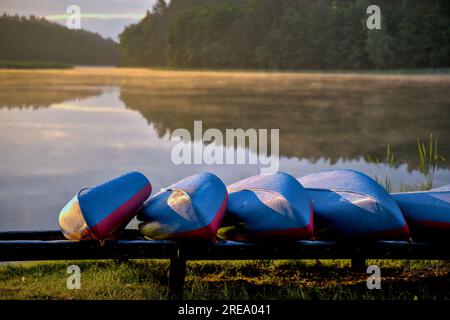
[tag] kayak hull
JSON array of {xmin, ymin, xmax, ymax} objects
[
  {"xmin": 138, "ymin": 172, "xmax": 227, "ymax": 240},
  {"xmin": 299, "ymin": 169, "xmax": 409, "ymax": 240},
  {"xmin": 59, "ymin": 172, "xmax": 152, "ymax": 240},
  {"xmin": 218, "ymin": 172, "xmax": 313, "ymax": 241},
  {"xmin": 392, "ymin": 185, "xmax": 450, "ymax": 240}
]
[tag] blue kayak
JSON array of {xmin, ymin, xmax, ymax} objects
[
  {"xmin": 59, "ymin": 172, "xmax": 152, "ymax": 240},
  {"xmin": 299, "ymin": 169, "xmax": 409, "ymax": 240},
  {"xmin": 137, "ymin": 172, "xmax": 228, "ymax": 240},
  {"xmin": 218, "ymin": 172, "xmax": 313, "ymax": 241},
  {"xmin": 392, "ymin": 185, "xmax": 450, "ymax": 239}
]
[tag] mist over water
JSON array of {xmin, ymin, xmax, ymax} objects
[{"xmin": 0, "ymin": 69, "xmax": 449, "ymax": 231}]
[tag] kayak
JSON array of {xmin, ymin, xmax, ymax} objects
[
  {"xmin": 299, "ymin": 169, "xmax": 409, "ymax": 240},
  {"xmin": 218, "ymin": 172, "xmax": 313, "ymax": 241},
  {"xmin": 138, "ymin": 172, "xmax": 227, "ymax": 240},
  {"xmin": 59, "ymin": 172, "xmax": 152, "ymax": 240},
  {"xmin": 392, "ymin": 185, "xmax": 450, "ymax": 239}
]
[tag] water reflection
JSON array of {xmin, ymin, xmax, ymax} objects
[
  {"xmin": 0, "ymin": 86, "xmax": 102, "ymax": 109},
  {"xmin": 0, "ymin": 70, "xmax": 449, "ymax": 231},
  {"xmin": 121, "ymin": 77, "xmax": 450, "ymax": 168}
]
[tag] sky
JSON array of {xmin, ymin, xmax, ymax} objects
[{"xmin": 0, "ymin": 0, "xmax": 157, "ymax": 40}]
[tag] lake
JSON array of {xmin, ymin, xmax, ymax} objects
[{"xmin": 0, "ymin": 68, "xmax": 449, "ymax": 231}]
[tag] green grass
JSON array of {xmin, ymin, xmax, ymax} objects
[
  {"xmin": 0, "ymin": 60, "xmax": 73, "ymax": 69},
  {"xmin": 417, "ymin": 134, "xmax": 446, "ymax": 190},
  {"xmin": 367, "ymin": 135, "xmax": 446, "ymax": 192},
  {"xmin": 367, "ymin": 144, "xmax": 396, "ymax": 192},
  {"xmin": 1, "ymin": 259, "xmax": 450, "ymax": 300}
]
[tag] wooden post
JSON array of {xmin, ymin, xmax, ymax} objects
[
  {"xmin": 168, "ymin": 249, "xmax": 186, "ymax": 300},
  {"xmin": 351, "ymin": 257, "xmax": 366, "ymax": 272}
]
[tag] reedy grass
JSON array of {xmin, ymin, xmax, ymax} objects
[
  {"xmin": 367, "ymin": 135, "xmax": 446, "ymax": 192},
  {"xmin": 366, "ymin": 144, "xmax": 396, "ymax": 192},
  {"xmin": 417, "ymin": 134, "xmax": 445, "ymax": 190}
]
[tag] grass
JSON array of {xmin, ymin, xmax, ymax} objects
[
  {"xmin": 0, "ymin": 60, "xmax": 72, "ymax": 69},
  {"xmin": 1, "ymin": 259, "xmax": 450, "ymax": 300},
  {"xmin": 367, "ymin": 135, "xmax": 446, "ymax": 191},
  {"xmin": 417, "ymin": 134, "xmax": 446, "ymax": 190},
  {"xmin": 367, "ymin": 144, "xmax": 396, "ymax": 192}
]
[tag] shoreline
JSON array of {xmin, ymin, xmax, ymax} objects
[{"xmin": 1, "ymin": 65, "xmax": 450, "ymax": 78}]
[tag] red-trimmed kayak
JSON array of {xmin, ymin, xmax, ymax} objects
[
  {"xmin": 392, "ymin": 185, "xmax": 450, "ymax": 239},
  {"xmin": 137, "ymin": 172, "xmax": 228, "ymax": 240},
  {"xmin": 218, "ymin": 172, "xmax": 313, "ymax": 241},
  {"xmin": 59, "ymin": 172, "xmax": 152, "ymax": 240},
  {"xmin": 299, "ymin": 169, "xmax": 409, "ymax": 240}
]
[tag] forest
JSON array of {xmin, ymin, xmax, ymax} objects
[
  {"xmin": 0, "ymin": 14, "xmax": 119, "ymax": 65},
  {"xmin": 119, "ymin": 0, "xmax": 450, "ymax": 70}
]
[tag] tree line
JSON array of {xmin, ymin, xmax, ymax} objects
[
  {"xmin": 0, "ymin": 14, "xmax": 119, "ymax": 65},
  {"xmin": 120, "ymin": 0, "xmax": 449, "ymax": 70}
]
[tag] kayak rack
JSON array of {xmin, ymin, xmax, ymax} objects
[{"xmin": 1, "ymin": 230, "xmax": 450, "ymax": 299}]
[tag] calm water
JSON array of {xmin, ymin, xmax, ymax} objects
[{"xmin": 0, "ymin": 68, "xmax": 449, "ymax": 231}]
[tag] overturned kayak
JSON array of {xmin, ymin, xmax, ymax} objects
[
  {"xmin": 138, "ymin": 172, "xmax": 227, "ymax": 240},
  {"xmin": 299, "ymin": 169, "xmax": 409, "ymax": 240},
  {"xmin": 392, "ymin": 185, "xmax": 450, "ymax": 239},
  {"xmin": 59, "ymin": 172, "xmax": 152, "ymax": 240},
  {"xmin": 218, "ymin": 172, "xmax": 313, "ymax": 241}
]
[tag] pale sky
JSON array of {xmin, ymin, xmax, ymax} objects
[{"xmin": 0, "ymin": 0, "xmax": 157, "ymax": 41}]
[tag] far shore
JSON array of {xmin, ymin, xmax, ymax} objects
[
  {"xmin": 0, "ymin": 60, "xmax": 73, "ymax": 69},
  {"xmin": 1, "ymin": 62, "xmax": 450, "ymax": 77}
]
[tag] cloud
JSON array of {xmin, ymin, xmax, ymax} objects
[
  {"xmin": 0, "ymin": 0, "xmax": 156, "ymax": 39},
  {"xmin": 1, "ymin": 0, "xmax": 155, "ymax": 15}
]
